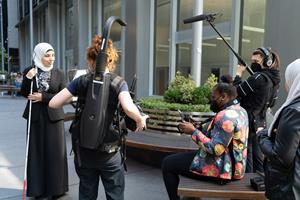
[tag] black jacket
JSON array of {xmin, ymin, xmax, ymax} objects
[
  {"xmin": 21, "ymin": 67, "xmax": 66, "ymax": 121},
  {"xmin": 258, "ymin": 98, "xmax": 300, "ymax": 200},
  {"xmin": 233, "ymin": 69, "xmax": 280, "ymax": 128}
]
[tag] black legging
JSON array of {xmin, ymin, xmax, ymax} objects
[{"xmin": 162, "ymin": 151, "xmax": 203, "ymax": 200}]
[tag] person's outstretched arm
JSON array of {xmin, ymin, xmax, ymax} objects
[
  {"xmin": 118, "ymin": 91, "xmax": 148, "ymax": 132},
  {"xmin": 49, "ymin": 88, "xmax": 73, "ymax": 108}
]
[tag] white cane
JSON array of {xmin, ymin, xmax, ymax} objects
[
  {"xmin": 22, "ymin": 77, "xmax": 33, "ymax": 200},
  {"xmin": 22, "ymin": 58, "xmax": 37, "ymax": 200},
  {"xmin": 23, "ymin": 0, "xmax": 34, "ymax": 198}
]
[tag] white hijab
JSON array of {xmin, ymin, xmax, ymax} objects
[
  {"xmin": 268, "ymin": 58, "xmax": 300, "ymax": 136},
  {"xmin": 33, "ymin": 42, "xmax": 54, "ymax": 72}
]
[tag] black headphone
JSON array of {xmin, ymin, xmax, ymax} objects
[{"xmin": 257, "ymin": 47, "xmax": 273, "ymax": 68}]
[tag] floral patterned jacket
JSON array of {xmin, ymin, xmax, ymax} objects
[{"xmin": 190, "ymin": 103, "xmax": 249, "ymax": 180}]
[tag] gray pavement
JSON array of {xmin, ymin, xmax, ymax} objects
[{"xmin": 0, "ymin": 96, "xmax": 169, "ymax": 200}]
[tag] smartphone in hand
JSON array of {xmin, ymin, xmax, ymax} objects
[{"xmin": 178, "ymin": 110, "xmax": 190, "ymax": 122}]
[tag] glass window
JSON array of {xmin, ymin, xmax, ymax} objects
[
  {"xmin": 241, "ymin": 0, "xmax": 266, "ymax": 65},
  {"xmin": 103, "ymin": 0, "xmax": 122, "ymax": 42},
  {"xmin": 176, "ymin": 43, "xmax": 191, "ymax": 76},
  {"xmin": 153, "ymin": 0, "xmax": 170, "ymax": 95},
  {"xmin": 203, "ymin": 0, "xmax": 231, "ymax": 24},
  {"xmin": 65, "ymin": 0, "xmax": 73, "ymax": 51},
  {"xmin": 176, "ymin": 0, "xmax": 232, "ymax": 84},
  {"xmin": 178, "ymin": 0, "xmax": 232, "ymax": 31},
  {"xmin": 103, "ymin": 0, "xmax": 122, "ymax": 75},
  {"xmin": 201, "ymin": 38, "xmax": 230, "ymax": 82},
  {"xmin": 92, "ymin": 0, "xmax": 99, "ymax": 36},
  {"xmin": 177, "ymin": 0, "xmax": 193, "ymax": 31},
  {"xmin": 201, "ymin": 0, "xmax": 232, "ymax": 83}
]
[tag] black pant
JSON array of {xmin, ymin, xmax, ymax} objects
[
  {"xmin": 162, "ymin": 151, "xmax": 206, "ymax": 200},
  {"xmin": 246, "ymin": 130, "xmax": 264, "ymax": 173},
  {"xmin": 75, "ymin": 152, "xmax": 124, "ymax": 200}
]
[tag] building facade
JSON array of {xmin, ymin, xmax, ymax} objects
[
  {"xmin": 7, "ymin": 0, "xmax": 19, "ymax": 72},
  {"xmin": 16, "ymin": 0, "xmax": 283, "ymax": 100}
]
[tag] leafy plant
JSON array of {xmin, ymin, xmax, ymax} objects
[
  {"xmin": 192, "ymin": 85, "xmax": 211, "ymax": 105},
  {"xmin": 139, "ymin": 73, "xmax": 218, "ymax": 112},
  {"xmin": 164, "ymin": 71, "xmax": 196, "ymax": 104},
  {"xmin": 138, "ymin": 97, "xmax": 211, "ymax": 112},
  {"xmin": 163, "ymin": 72, "xmax": 217, "ymax": 105},
  {"xmin": 193, "ymin": 73, "xmax": 218, "ymax": 104}
]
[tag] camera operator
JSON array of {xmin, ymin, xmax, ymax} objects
[{"xmin": 233, "ymin": 47, "xmax": 281, "ymax": 173}]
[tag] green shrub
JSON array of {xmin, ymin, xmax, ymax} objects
[
  {"xmin": 138, "ymin": 97, "xmax": 211, "ymax": 112},
  {"xmin": 138, "ymin": 72, "xmax": 217, "ymax": 112},
  {"xmin": 192, "ymin": 85, "xmax": 210, "ymax": 105},
  {"xmin": 193, "ymin": 73, "xmax": 218, "ymax": 104},
  {"xmin": 164, "ymin": 71, "xmax": 196, "ymax": 104},
  {"xmin": 163, "ymin": 72, "xmax": 217, "ymax": 105},
  {"xmin": 139, "ymin": 73, "xmax": 218, "ymax": 112}
]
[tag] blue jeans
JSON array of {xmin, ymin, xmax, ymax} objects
[{"xmin": 75, "ymin": 152, "xmax": 125, "ymax": 200}]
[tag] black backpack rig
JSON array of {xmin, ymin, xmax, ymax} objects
[
  {"xmin": 69, "ymin": 73, "xmax": 136, "ymax": 170},
  {"xmin": 69, "ymin": 16, "xmax": 128, "ymax": 167}
]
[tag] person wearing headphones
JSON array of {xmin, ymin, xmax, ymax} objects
[{"xmin": 233, "ymin": 47, "xmax": 281, "ymax": 173}]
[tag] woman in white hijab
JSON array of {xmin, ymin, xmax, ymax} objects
[
  {"xmin": 258, "ymin": 59, "xmax": 300, "ymax": 200},
  {"xmin": 21, "ymin": 43, "xmax": 68, "ymax": 198}
]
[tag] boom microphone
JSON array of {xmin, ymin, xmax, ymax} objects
[{"xmin": 183, "ymin": 13, "xmax": 217, "ymax": 24}]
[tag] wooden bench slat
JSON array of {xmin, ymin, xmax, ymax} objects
[
  {"xmin": 178, "ymin": 173, "xmax": 266, "ymax": 200},
  {"xmin": 126, "ymin": 131, "xmax": 198, "ymax": 153}
]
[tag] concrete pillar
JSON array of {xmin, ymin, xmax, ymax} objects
[
  {"xmin": 191, "ymin": 0, "xmax": 203, "ymax": 86},
  {"xmin": 229, "ymin": 0, "xmax": 242, "ymax": 76}
]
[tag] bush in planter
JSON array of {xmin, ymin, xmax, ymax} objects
[
  {"xmin": 192, "ymin": 73, "xmax": 218, "ymax": 105},
  {"xmin": 139, "ymin": 73, "xmax": 217, "ymax": 134},
  {"xmin": 139, "ymin": 72, "xmax": 217, "ymax": 112},
  {"xmin": 164, "ymin": 71, "xmax": 196, "ymax": 104},
  {"xmin": 139, "ymin": 97, "xmax": 211, "ymax": 112}
]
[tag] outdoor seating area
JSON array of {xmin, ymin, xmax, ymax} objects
[{"xmin": 0, "ymin": 84, "xmax": 20, "ymax": 97}]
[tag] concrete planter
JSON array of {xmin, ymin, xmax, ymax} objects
[{"xmin": 142, "ymin": 108, "xmax": 214, "ymax": 135}]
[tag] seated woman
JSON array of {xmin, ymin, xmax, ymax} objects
[{"xmin": 162, "ymin": 82, "xmax": 249, "ymax": 200}]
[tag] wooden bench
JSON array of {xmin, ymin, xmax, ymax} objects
[
  {"xmin": 0, "ymin": 85, "xmax": 20, "ymax": 97},
  {"xmin": 177, "ymin": 173, "xmax": 266, "ymax": 200},
  {"xmin": 126, "ymin": 131, "xmax": 197, "ymax": 153},
  {"xmin": 126, "ymin": 131, "xmax": 198, "ymax": 167}
]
